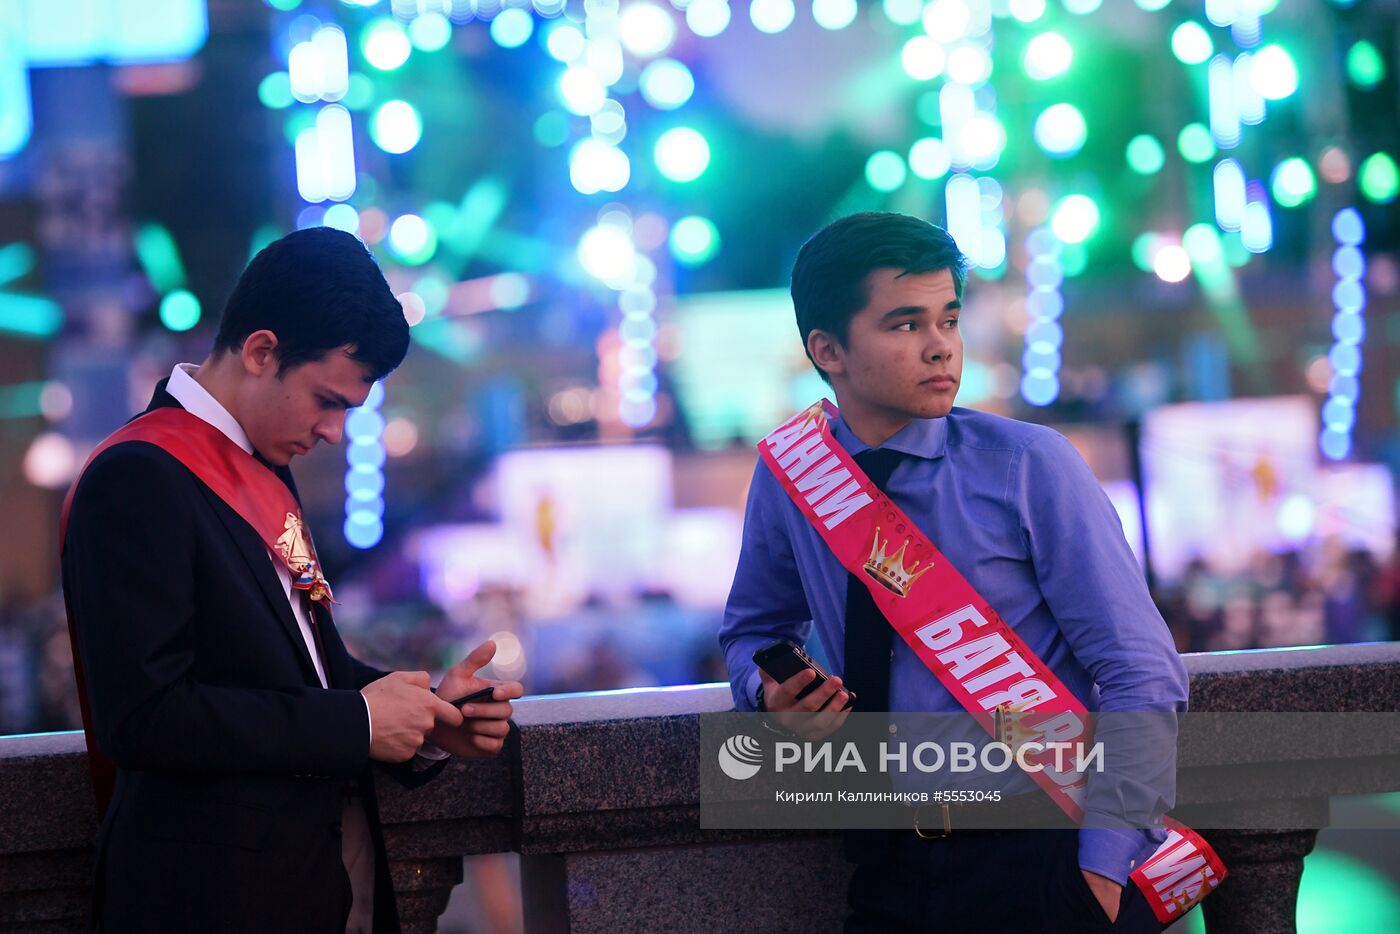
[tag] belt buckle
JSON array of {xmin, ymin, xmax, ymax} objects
[{"xmin": 914, "ymin": 802, "xmax": 952, "ymax": 840}]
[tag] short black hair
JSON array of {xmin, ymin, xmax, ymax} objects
[
  {"xmin": 790, "ymin": 212, "xmax": 967, "ymax": 383},
  {"xmin": 213, "ymin": 227, "xmax": 409, "ymax": 382}
]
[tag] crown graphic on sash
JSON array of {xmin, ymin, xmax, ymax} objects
[{"xmin": 862, "ymin": 528, "xmax": 933, "ymax": 598}]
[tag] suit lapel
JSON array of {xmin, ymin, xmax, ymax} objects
[{"xmin": 144, "ymin": 385, "xmax": 324, "ymax": 687}]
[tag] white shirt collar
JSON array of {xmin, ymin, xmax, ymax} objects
[{"xmin": 165, "ymin": 364, "xmax": 255, "ymax": 456}]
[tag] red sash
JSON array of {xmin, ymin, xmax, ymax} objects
[
  {"xmin": 59, "ymin": 407, "xmax": 333, "ymax": 817},
  {"xmin": 760, "ymin": 401, "xmax": 1224, "ymax": 924}
]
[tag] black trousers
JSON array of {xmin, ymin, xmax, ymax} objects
[{"xmin": 846, "ymin": 829, "xmax": 1164, "ymax": 933}]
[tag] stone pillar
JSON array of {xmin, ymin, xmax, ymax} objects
[
  {"xmin": 1199, "ymin": 829, "xmax": 1318, "ymax": 934},
  {"xmin": 389, "ymin": 856, "xmax": 465, "ymax": 934}
]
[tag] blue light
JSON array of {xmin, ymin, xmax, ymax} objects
[
  {"xmin": 1025, "ymin": 320, "xmax": 1064, "ymax": 350},
  {"xmin": 1332, "ymin": 246, "xmax": 1365, "ymax": 280},
  {"xmin": 1026, "ymin": 291, "xmax": 1064, "ymax": 320},
  {"xmin": 1027, "ymin": 257, "xmax": 1064, "ymax": 289},
  {"xmin": 347, "ymin": 439, "xmax": 387, "ymax": 469},
  {"xmin": 1331, "ymin": 311, "xmax": 1365, "ymax": 345},
  {"xmin": 1022, "ymin": 347, "xmax": 1063, "ymax": 372},
  {"xmin": 344, "ymin": 512, "xmax": 384, "ymax": 549},
  {"xmin": 1021, "ymin": 371, "xmax": 1060, "ymax": 407},
  {"xmin": 1331, "ymin": 208, "xmax": 1365, "ymax": 246},
  {"xmin": 344, "ymin": 494, "xmax": 385, "ymax": 518},
  {"xmin": 1328, "ymin": 374, "xmax": 1360, "ymax": 402},
  {"xmin": 346, "ymin": 407, "xmax": 386, "ymax": 439},
  {"xmin": 21, "ymin": 0, "xmax": 208, "ymax": 66},
  {"xmin": 1328, "ymin": 343, "xmax": 1361, "ymax": 377},
  {"xmin": 1319, "ymin": 427, "xmax": 1351, "ymax": 461},
  {"xmin": 1321, "ymin": 401, "xmax": 1355, "ymax": 432},
  {"xmin": 490, "ymin": 8, "xmax": 535, "ymax": 48},
  {"xmin": 1331, "ymin": 279, "xmax": 1365, "ymax": 312}
]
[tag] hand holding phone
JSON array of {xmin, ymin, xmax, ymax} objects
[
  {"xmin": 436, "ymin": 685, "xmax": 500, "ymax": 708},
  {"xmin": 753, "ymin": 640, "xmax": 856, "ymax": 712}
]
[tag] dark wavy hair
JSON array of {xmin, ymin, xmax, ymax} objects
[{"xmin": 213, "ymin": 227, "xmax": 408, "ymax": 382}]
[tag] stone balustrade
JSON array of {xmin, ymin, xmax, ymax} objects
[{"xmin": 3, "ymin": 642, "xmax": 1399, "ymax": 933}]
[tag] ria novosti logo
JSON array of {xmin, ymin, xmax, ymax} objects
[{"xmin": 718, "ymin": 734, "xmax": 763, "ymax": 780}]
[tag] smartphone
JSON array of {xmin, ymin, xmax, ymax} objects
[
  {"xmin": 752, "ymin": 640, "xmax": 856, "ymax": 710},
  {"xmin": 439, "ymin": 685, "xmax": 499, "ymax": 707}
]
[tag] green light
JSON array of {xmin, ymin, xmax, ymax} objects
[
  {"xmin": 909, "ymin": 138, "xmax": 950, "ymax": 179},
  {"xmin": 1270, "ymin": 157, "xmax": 1316, "ymax": 208},
  {"xmin": 654, "ymin": 127, "xmax": 711, "ymax": 183},
  {"xmin": 1033, "ymin": 103, "xmax": 1086, "ymax": 158},
  {"xmin": 1008, "ymin": 0, "xmax": 1046, "ymax": 22},
  {"xmin": 1182, "ymin": 223, "xmax": 1223, "ymax": 264},
  {"xmin": 1024, "ymin": 32, "xmax": 1072, "ymax": 81},
  {"xmin": 1177, "ymin": 123, "xmax": 1216, "ymax": 163},
  {"xmin": 1126, "ymin": 134, "xmax": 1165, "ymax": 174},
  {"xmin": 533, "ymin": 111, "xmax": 570, "ymax": 148},
  {"xmin": 266, "ymin": 0, "xmax": 301, "ymax": 9},
  {"xmin": 1170, "ymin": 22, "xmax": 1212, "ymax": 65},
  {"xmin": 1222, "ymin": 231, "xmax": 1250, "ymax": 268},
  {"xmin": 388, "ymin": 214, "xmax": 438, "ymax": 266},
  {"xmin": 1250, "ymin": 44, "xmax": 1298, "ymax": 100},
  {"xmin": 248, "ymin": 225, "xmax": 281, "ymax": 264},
  {"xmin": 257, "ymin": 72, "xmax": 293, "ymax": 110},
  {"xmin": 1133, "ymin": 0, "xmax": 1172, "ymax": 9},
  {"xmin": 1131, "ymin": 232, "xmax": 1161, "ymax": 272},
  {"xmin": 1060, "ymin": 242, "xmax": 1088, "ymax": 277},
  {"xmin": 1063, "ymin": 0, "xmax": 1102, "ymax": 12},
  {"xmin": 1359, "ymin": 152, "xmax": 1399, "ymax": 203},
  {"xmin": 916, "ymin": 90, "xmax": 941, "ymax": 126},
  {"xmin": 361, "ymin": 18, "xmax": 412, "ymax": 72},
  {"xmin": 490, "ymin": 8, "xmax": 535, "ymax": 49},
  {"xmin": 342, "ymin": 74, "xmax": 374, "ymax": 111},
  {"xmin": 0, "ymin": 294, "xmax": 62, "ymax": 339},
  {"xmin": 669, "ymin": 216, "xmax": 720, "ymax": 266},
  {"xmin": 882, "ymin": 0, "xmax": 922, "ymax": 25},
  {"xmin": 865, "ymin": 150, "xmax": 907, "ymax": 192},
  {"xmin": 370, "ymin": 100, "xmax": 422, "ymax": 154},
  {"xmin": 134, "ymin": 224, "xmax": 186, "ymax": 294},
  {"xmin": 409, "ymin": 12, "xmax": 453, "ymax": 52},
  {"xmin": 1297, "ymin": 849, "xmax": 1400, "ymax": 932},
  {"xmin": 0, "ymin": 242, "xmax": 36, "ymax": 287},
  {"xmin": 159, "ymin": 290, "xmax": 201, "ymax": 332},
  {"xmin": 283, "ymin": 109, "xmax": 315, "ymax": 146},
  {"xmin": 1050, "ymin": 194, "xmax": 1100, "ymax": 244},
  {"xmin": 1346, "ymin": 40, "xmax": 1385, "ymax": 88}
]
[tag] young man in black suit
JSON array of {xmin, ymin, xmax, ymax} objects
[{"xmin": 61, "ymin": 227, "xmax": 523, "ymax": 933}]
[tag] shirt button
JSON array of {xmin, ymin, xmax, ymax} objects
[{"xmin": 888, "ymin": 724, "xmax": 898, "ymax": 734}]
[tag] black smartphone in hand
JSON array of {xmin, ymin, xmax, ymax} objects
[
  {"xmin": 439, "ymin": 685, "xmax": 498, "ymax": 708},
  {"xmin": 753, "ymin": 640, "xmax": 856, "ymax": 710}
]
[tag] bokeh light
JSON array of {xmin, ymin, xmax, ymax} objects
[
  {"xmin": 1346, "ymin": 40, "xmax": 1385, "ymax": 89},
  {"xmin": 1177, "ymin": 123, "xmax": 1216, "ymax": 163},
  {"xmin": 370, "ymin": 99, "xmax": 422, "ymax": 154},
  {"xmin": 1359, "ymin": 152, "xmax": 1399, "ymax": 204},
  {"xmin": 654, "ymin": 127, "xmax": 711, "ymax": 182},
  {"xmin": 813, "ymin": 0, "xmax": 859, "ymax": 30},
  {"xmin": 866, "ymin": 150, "xmax": 908, "ymax": 191},
  {"xmin": 490, "ymin": 9, "xmax": 535, "ymax": 49},
  {"xmin": 1250, "ymin": 44, "xmax": 1298, "ymax": 100},
  {"xmin": 1050, "ymin": 194, "xmax": 1100, "ymax": 244},
  {"xmin": 1271, "ymin": 157, "xmax": 1317, "ymax": 208},
  {"xmin": 1170, "ymin": 21, "xmax": 1212, "ymax": 65},
  {"xmin": 750, "ymin": 0, "xmax": 796, "ymax": 34},
  {"xmin": 1126, "ymin": 134, "xmax": 1165, "ymax": 174},
  {"xmin": 669, "ymin": 215, "xmax": 720, "ymax": 266},
  {"xmin": 640, "ymin": 59, "xmax": 695, "ymax": 110},
  {"xmin": 619, "ymin": 3, "xmax": 676, "ymax": 57},
  {"xmin": 159, "ymin": 290, "xmax": 201, "ymax": 332},
  {"xmin": 1034, "ymin": 103, "xmax": 1087, "ymax": 158},
  {"xmin": 1024, "ymin": 32, "xmax": 1072, "ymax": 80},
  {"xmin": 360, "ymin": 18, "xmax": 411, "ymax": 72}
]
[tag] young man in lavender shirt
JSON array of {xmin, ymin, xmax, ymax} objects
[{"xmin": 719, "ymin": 212, "xmax": 1185, "ymax": 932}]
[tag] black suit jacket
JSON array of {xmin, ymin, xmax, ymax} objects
[{"xmin": 61, "ymin": 382, "xmax": 438, "ymax": 933}]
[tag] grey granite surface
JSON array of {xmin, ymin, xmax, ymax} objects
[{"xmin": 2, "ymin": 644, "xmax": 1398, "ymax": 933}]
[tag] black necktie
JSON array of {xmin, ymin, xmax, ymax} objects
[{"xmin": 842, "ymin": 448, "xmax": 903, "ymax": 713}]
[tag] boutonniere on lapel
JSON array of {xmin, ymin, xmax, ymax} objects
[{"xmin": 276, "ymin": 512, "xmax": 336, "ymax": 603}]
